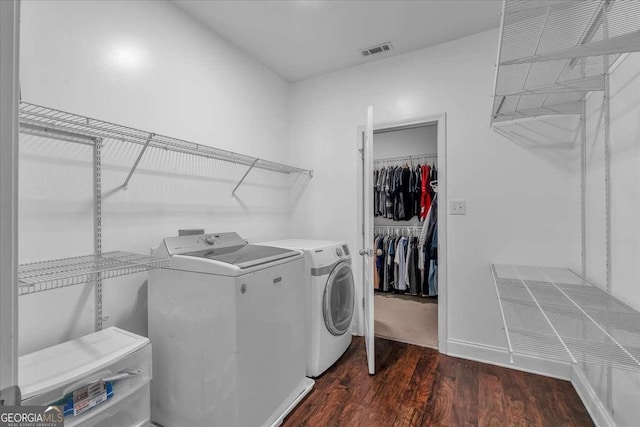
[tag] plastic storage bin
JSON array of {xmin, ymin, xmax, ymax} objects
[{"xmin": 19, "ymin": 327, "xmax": 151, "ymax": 427}]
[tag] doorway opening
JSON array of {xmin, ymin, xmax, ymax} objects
[{"xmin": 357, "ymin": 113, "xmax": 447, "ymax": 354}]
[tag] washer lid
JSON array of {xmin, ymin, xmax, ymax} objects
[{"xmin": 184, "ymin": 245, "xmax": 300, "ymax": 269}]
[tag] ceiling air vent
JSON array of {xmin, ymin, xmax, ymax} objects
[{"xmin": 361, "ymin": 42, "xmax": 393, "ymax": 57}]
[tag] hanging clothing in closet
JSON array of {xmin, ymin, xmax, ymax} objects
[
  {"xmin": 374, "ymin": 163, "xmax": 437, "ymax": 222},
  {"xmin": 373, "ymin": 229, "xmax": 436, "ymax": 297},
  {"xmin": 420, "ymin": 164, "xmax": 431, "ymax": 220},
  {"xmin": 394, "ymin": 236, "xmax": 408, "ymax": 291},
  {"xmin": 373, "ymin": 155, "xmax": 437, "ymax": 296},
  {"xmin": 412, "ymin": 166, "xmax": 422, "ymax": 221},
  {"xmin": 419, "ymin": 193, "xmax": 438, "ymax": 297},
  {"xmin": 374, "ymin": 193, "xmax": 438, "ymax": 296}
]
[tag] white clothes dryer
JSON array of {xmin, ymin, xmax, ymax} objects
[
  {"xmin": 258, "ymin": 239, "xmax": 355, "ymax": 377},
  {"xmin": 148, "ymin": 232, "xmax": 313, "ymax": 427}
]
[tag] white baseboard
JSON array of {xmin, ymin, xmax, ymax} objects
[
  {"xmin": 446, "ymin": 338, "xmax": 573, "ymax": 380},
  {"xmin": 571, "ymin": 365, "xmax": 615, "ymax": 427}
]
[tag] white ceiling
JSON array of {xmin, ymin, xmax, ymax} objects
[{"xmin": 173, "ymin": 0, "xmax": 503, "ymax": 82}]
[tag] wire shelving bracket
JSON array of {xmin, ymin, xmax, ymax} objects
[
  {"xmin": 492, "ymin": 264, "xmax": 640, "ymax": 373},
  {"xmin": 122, "ymin": 133, "xmax": 154, "ymax": 190},
  {"xmin": 232, "ymin": 158, "xmax": 259, "ymax": 197}
]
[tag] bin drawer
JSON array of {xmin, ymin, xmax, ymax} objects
[{"xmin": 67, "ymin": 381, "xmax": 150, "ymax": 427}]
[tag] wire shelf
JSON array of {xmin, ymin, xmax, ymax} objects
[
  {"xmin": 18, "ymin": 252, "xmax": 169, "ymax": 296},
  {"xmin": 491, "ymin": 0, "xmax": 640, "ymax": 125},
  {"xmin": 19, "ymin": 102, "xmax": 312, "ymax": 176},
  {"xmin": 492, "ymin": 264, "xmax": 640, "ymax": 373}
]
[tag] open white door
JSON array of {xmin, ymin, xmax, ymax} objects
[
  {"xmin": 360, "ymin": 106, "xmax": 375, "ymax": 374},
  {"xmin": 0, "ymin": 0, "xmax": 21, "ymax": 406}
]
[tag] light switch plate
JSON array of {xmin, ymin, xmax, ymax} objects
[{"xmin": 449, "ymin": 200, "xmax": 466, "ymax": 215}]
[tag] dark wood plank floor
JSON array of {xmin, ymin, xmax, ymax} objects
[{"xmin": 284, "ymin": 337, "xmax": 594, "ymax": 427}]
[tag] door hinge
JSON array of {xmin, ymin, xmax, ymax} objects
[
  {"xmin": 362, "ymin": 298, "xmax": 365, "ymax": 309},
  {"xmin": 0, "ymin": 385, "xmax": 21, "ymax": 406}
]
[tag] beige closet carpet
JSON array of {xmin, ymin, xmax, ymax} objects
[{"xmin": 374, "ymin": 293, "xmax": 438, "ymax": 349}]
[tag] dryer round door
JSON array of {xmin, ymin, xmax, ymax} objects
[{"xmin": 322, "ymin": 261, "xmax": 355, "ymax": 336}]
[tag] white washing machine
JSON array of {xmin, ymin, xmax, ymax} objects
[
  {"xmin": 148, "ymin": 232, "xmax": 314, "ymax": 427},
  {"xmin": 258, "ymin": 240, "xmax": 355, "ymax": 377}
]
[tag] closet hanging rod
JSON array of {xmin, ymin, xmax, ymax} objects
[
  {"xmin": 373, "ymin": 153, "xmax": 437, "ymax": 164},
  {"xmin": 374, "ymin": 226, "xmax": 423, "ymax": 230},
  {"xmin": 19, "ymin": 102, "xmax": 313, "ymax": 179},
  {"xmin": 374, "ymin": 226, "xmax": 423, "ymax": 236}
]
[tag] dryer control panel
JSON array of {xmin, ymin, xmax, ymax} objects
[
  {"xmin": 333, "ymin": 244, "xmax": 351, "ymax": 263},
  {"xmin": 159, "ymin": 232, "xmax": 246, "ymax": 256}
]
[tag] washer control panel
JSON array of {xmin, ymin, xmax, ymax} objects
[{"xmin": 162, "ymin": 232, "xmax": 245, "ymax": 255}]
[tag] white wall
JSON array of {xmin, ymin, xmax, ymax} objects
[
  {"xmin": 583, "ymin": 53, "xmax": 640, "ymax": 427},
  {"xmin": 18, "ymin": 0, "xmax": 295, "ymax": 355},
  {"xmin": 288, "ymin": 29, "xmax": 581, "ymax": 351},
  {"xmin": 373, "ymin": 125, "xmax": 437, "ymax": 160}
]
